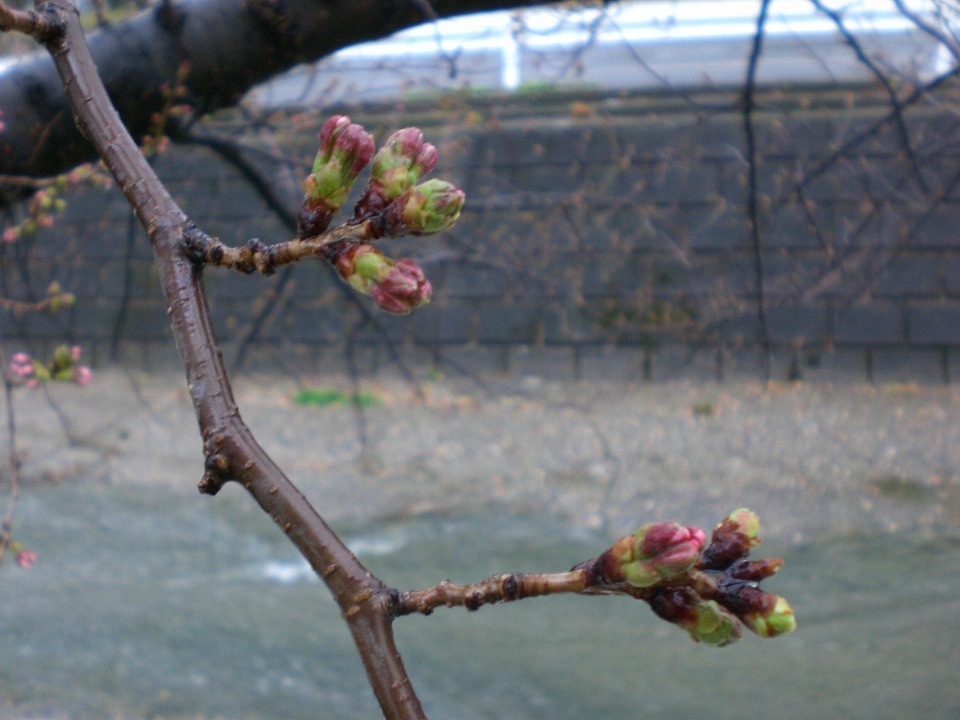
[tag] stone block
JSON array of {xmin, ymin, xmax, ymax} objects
[
  {"xmin": 873, "ymin": 256, "xmax": 943, "ymax": 298},
  {"xmin": 765, "ymin": 305, "xmax": 830, "ymax": 344},
  {"xmin": 833, "ymin": 303, "xmax": 904, "ymax": 344},
  {"xmin": 907, "ymin": 302, "xmax": 960, "ymax": 345}
]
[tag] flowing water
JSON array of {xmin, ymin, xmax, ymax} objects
[{"xmin": 1, "ymin": 481, "xmax": 958, "ymax": 720}]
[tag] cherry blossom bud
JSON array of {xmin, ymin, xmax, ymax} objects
[
  {"xmin": 649, "ymin": 587, "xmax": 743, "ymax": 647},
  {"xmin": 332, "ymin": 243, "xmax": 431, "ymax": 314},
  {"xmin": 396, "ymin": 179, "xmax": 465, "ymax": 235},
  {"xmin": 354, "ymin": 127, "xmax": 439, "ymax": 219},
  {"xmin": 299, "ymin": 116, "xmax": 374, "ymax": 236},
  {"xmin": 699, "ymin": 507, "xmax": 763, "ymax": 571},
  {"xmin": 9, "ymin": 353, "xmax": 34, "ymax": 379},
  {"xmin": 739, "ymin": 594, "xmax": 796, "ymax": 638},
  {"xmin": 599, "ymin": 521, "xmax": 706, "ymax": 588},
  {"xmin": 73, "ymin": 366, "xmax": 92, "ymax": 385},
  {"xmin": 687, "ymin": 599, "xmax": 742, "ymax": 646},
  {"xmin": 727, "ymin": 557, "xmax": 783, "ymax": 582},
  {"xmin": 15, "ymin": 548, "xmax": 36, "ymax": 569},
  {"xmin": 370, "ymin": 259, "xmax": 432, "ymax": 314}
]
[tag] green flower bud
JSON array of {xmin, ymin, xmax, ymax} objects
[
  {"xmin": 743, "ymin": 595, "xmax": 796, "ymax": 638},
  {"xmin": 354, "ymin": 127, "xmax": 441, "ymax": 220},
  {"xmin": 303, "ymin": 115, "xmax": 375, "ymax": 211},
  {"xmin": 688, "ymin": 600, "xmax": 743, "ymax": 647},
  {"xmin": 330, "ymin": 243, "xmax": 431, "ymax": 314},
  {"xmin": 727, "ymin": 508, "xmax": 761, "ymax": 542},
  {"xmin": 398, "ymin": 179, "xmax": 465, "ymax": 235}
]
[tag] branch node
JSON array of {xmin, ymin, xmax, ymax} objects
[{"xmin": 199, "ymin": 452, "xmax": 231, "ymax": 495}]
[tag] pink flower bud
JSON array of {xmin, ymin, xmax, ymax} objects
[
  {"xmin": 72, "ymin": 366, "xmax": 92, "ymax": 385},
  {"xmin": 330, "ymin": 244, "xmax": 431, "ymax": 314},
  {"xmin": 353, "ymin": 127, "xmax": 440, "ymax": 220},
  {"xmin": 300, "ymin": 116, "xmax": 375, "ymax": 236},
  {"xmin": 600, "ymin": 521, "xmax": 706, "ymax": 588},
  {"xmin": 370, "ymin": 259, "xmax": 432, "ymax": 314},
  {"xmin": 9, "ymin": 352, "xmax": 34, "ymax": 379},
  {"xmin": 15, "ymin": 548, "xmax": 36, "ymax": 569}
]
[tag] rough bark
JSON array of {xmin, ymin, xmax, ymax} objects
[{"xmin": 0, "ymin": 0, "xmax": 546, "ymax": 181}]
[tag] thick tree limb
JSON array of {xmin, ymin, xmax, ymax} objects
[
  {"xmin": 0, "ymin": 0, "xmax": 550, "ymax": 181},
  {"xmin": 25, "ymin": 2, "xmax": 428, "ymax": 717}
]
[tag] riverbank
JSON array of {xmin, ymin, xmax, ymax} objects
[{"xmin": 12, "ymin": 367, "xmax": 960, "ymax": 543}]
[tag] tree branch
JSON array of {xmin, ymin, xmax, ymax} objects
[
  {"xmin": 741, "ymin": 0, "xmax": 772, "ymax": 381},
  {"xmin": 24, "ymin": 2, "xmax": 428, "ymax": 717},
  {"xmin": 0, "ymin": 0, "xmax": 555, "ymax": 181}
]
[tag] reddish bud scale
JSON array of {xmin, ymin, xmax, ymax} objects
[
  {"xmin": 711, "ymin": 582, "xmax": 776, "ymax": 618},
  {"xmin": 649, "ymin": 586, "xmax": 699, "ymax": 625},
  {"xmin": 296, "ymin": 203, "xmax": 335, "ymax": 239},
  {"xmin": 698, "ymin": 510, "xmax": 762, "ymax": 571},
  {"xmin": 728, "ymin": 558, "xmax": 783, "ymax": 582}
]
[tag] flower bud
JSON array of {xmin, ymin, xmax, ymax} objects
[
  {"xmin": 72, "ymin": 366, "xmax": 93, "ymax": 386},
  {"xmin": 699, "ymin": 507, "xmax": 763, "ymax": 570},
  {"xmin": 9, "ymin": 353, "xmax": 34, "ymax": 379},
  {"xmin": 741, "ymin": 595, "xmax": 796, "ymax": 638},
  {"xmin": 332, "ymin": 243, "xmax": 431, "ymax": 314},
  {"xmin": 599, "ymin": 521, "xmax": 706, "ymax": 588},
  {"xmin": 15, "ymin": 548, "xmax": 37, "ymax": 569},
  {"xmin": 649, "ymin": 587, "xmax": 742, "ymax": 647},
  {"xmin": 354, "ymin": 127, "xmax": 440, "ymax": 219},
  {"xmin": 396, "ymin": 179, "xmax": 465, "ymax": 235},
  {"xmin": 727, "ymin": 558, "xmax": 783, "ymax": 582},
  {"xmin": 727, "ymin": 508, "xmax": 761, "ymax": 540},
  {"xmin": 687, "ymin": 599, "xmax": 743, "ymax": 646},
  {"xmin": 299, "ymin": 116, "xmax": 374, "ymax": 236},
  {"xmin": 370, "ymin": 259, "xmax": 432, "ymax": 314}
]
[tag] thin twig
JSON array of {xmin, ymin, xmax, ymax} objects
[
  {"xmin": 0, "ymin": 347, "xmax": 21, "ymax": 572},
  {"xmin": 394, "ymin": 570, "xmax": 591, "ymax": 616},
  {"xmin": 810, "ymin": 0, "xmax": 929, "ymax": 193},
  {"xmin": 742, "ymin": 0, "xmax": 773, "ymax": 382}
]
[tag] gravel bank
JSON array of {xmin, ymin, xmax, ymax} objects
[{"xmin": 12, "ymin": 367, "xmax": 960, "ymax": 543}]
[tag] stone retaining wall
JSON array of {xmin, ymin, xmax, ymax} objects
[{"xmin": 4, "ymin": 85, "xmax": 960, "ymax": 382}]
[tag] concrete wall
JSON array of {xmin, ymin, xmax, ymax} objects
[{"xmin": 4, "ymin": 85, "xmax": 960, "ymax": 382}]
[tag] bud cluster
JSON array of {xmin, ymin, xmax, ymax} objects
[
  {"xmin": 591, "ymin": 509, "xmax": 795, "ymax": 647},
  {"xmin": 9, "ymin": 344, "xmax": 92, "ymax": 388},
  {"xmin": 294, "ymin": 116, "xmax": 465, "ymax": 313},
  {"xmin": 2, "ymin": 164, "xmax": 112, "ymax": 244}
]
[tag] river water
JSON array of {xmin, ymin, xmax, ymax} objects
[{"xmin": 1, "ymin": 480, "xmax": 958, "ymax": 720}]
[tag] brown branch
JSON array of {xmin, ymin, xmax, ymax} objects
[
  {"xmin": 741, "ymin": 0, "xmax": 772, "ymax": 382},
  {"xmin": 810, "ymin": 0, "xmax": 929, "ymax": 193},
  {"xmin": 394, "ymin": 570, "xmax": 592, "ymax": 616},
  {"xmin": 894, "ymin": 0, "xmax": 960, "ymax": 65},
  {"xmin": 0, "ymin": 0, "xmax": 555, "ymax": 182},
  {"xmin": 0, "ymin": 347, "xmax": 22, "ymax": 572},
  {"xmin": 36, "ymin": 2, "xmax": 427, "ymax": 718},
  {"xmin": 182, "ymin": 220, "xmax": 376, "ymax": 275},
  {"xmin": 0, "ymin": 0, "xmax": 63, "ymax": 38}
]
